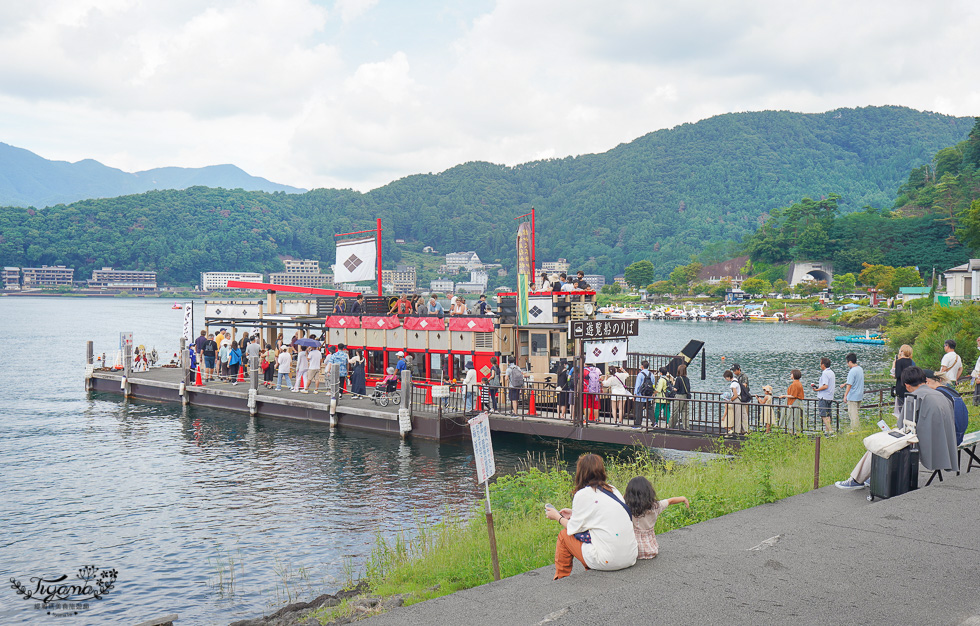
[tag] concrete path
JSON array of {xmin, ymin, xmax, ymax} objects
[{"xmin": 365, "ymin": 466, "xmax": 980, "ymax": 625}]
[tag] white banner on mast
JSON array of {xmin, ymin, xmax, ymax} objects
[
  {"xmin": 584, "ymin": 339, "xmax": 628, "ymax": 364},
  {"xmin": 334, "ymin": 236, "xmax": 376, "ymax": 283}
]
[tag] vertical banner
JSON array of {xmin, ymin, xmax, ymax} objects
[
  {"xmin": 516, "ymin": 221, "xmax": 532, "ymax": 325},
  {"xmin": 182, "ymin": 302, "xmax": 194, "ymax": 343},
  {"xmin": 335, "ymin": 236, "xmax": 377, "ymax": 283}
]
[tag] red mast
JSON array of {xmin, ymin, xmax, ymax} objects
[{"xmin": 377, "ymin": 218, "xmax": 383, "ymax": 296}]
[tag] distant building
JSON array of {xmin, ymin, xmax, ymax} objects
[
  {"xmin": 381, "ymin": 265, "xmax": 417, "ymax": 295},
  {"xmin": 268, "ymin": 272, "xmax": 333, "ymax": 288},
  {"xmin": 697, "ymin": 255, "xmax": 749, "ymax": 288},
  {"xmin": 3, "ymin": 267, "xmax": 20, "ymax": 290},
  {"xmin": 445, "ymin": 251, "xmax": 482, "ymax": 271},
  {"xmin": 430, "ymin": 279, "xmax": 454, "ymax": 293},
  {"xmin": 898, "ymin": 286, "xmax": 931, "ymax": 304},
  {"xmin": 944, "ymin": 259, "xmax": 980, "ymax": 300},
  {"xmin": 456, "ymin": 282, "xmax": 486, "ymax": 294},
  {"xmin": 88, "ymin": 267, "xmax": 157, "ymax": 292},
  {"xmin": 541, "ymin": 258, "xmax": 570, "ymax": 274},
  {"xmin": 22, "ymin": 265, "xmax": 74, "ymax": 288},
  {"xmin": 497, "ymin": 268, "xmax": 508, "ymax": 277},
  {"xmin": 614, "ymin": 274, "xmax": 628, "ymax": 289},
  {"xmin": 282, "ymin": 258, "xmax": 320, "ymax": 274},
  {"xmin": 470, "ymin": 270, "xmax": 489, "ymax": 289},
  {"xmin": 422, "ymin": 246, "xmax": 437, "ymax": 254},
  {"xmin": 395, "ymin": 238, "xmax": 406, "ymax": 244},
  {"xmin": 583, "ymin": 274, "xmax": 605, "ymax": 291},
  {"xmin": 201, "ymin": 271, "xmax": 264, "ymax": 292}
]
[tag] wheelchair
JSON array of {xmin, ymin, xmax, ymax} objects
[{"xmin": 372, "ymin": 379, "xmax": 401, "ymax": 407}]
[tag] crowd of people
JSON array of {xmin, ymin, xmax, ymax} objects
[{"xmin": 189, "ymin": 328, "xmax": 369, "ymax": 396}]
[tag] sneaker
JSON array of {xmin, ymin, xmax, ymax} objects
[
  {"xmin": 835, "ymin": 478, "xmax": 865, "ymax": 490},
  {"xmin": 863, "ymin": 479, "xmax": 871, "ymax": 488},
  {"xmin": 312, "ymin": 390, "xmax": 318, "ymax": 394},
  {"xmin": 232, "ymin": 382, "xmax": 238, "ymax": 386},
  {"xmin": 300, "ymin": 390, "xmax": 308, "ymax": 394},
  {"xmin": 275, "ymin": 387, "xmax": 281, "ymax": 391}
]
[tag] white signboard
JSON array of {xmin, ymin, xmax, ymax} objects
[
  {"xmin": 119, "ymin": 332, "xmax": 133, "ymax": 350},
  {"xmin": 584, "ymin": 338, "xmax": 629, "ymax": 364},
  {"xmin": 468, "ymin": 412, "xmax": 496, "ymax": 484},
  {"xmin": 182, "ymin": 302, "xmax": 194, "ymax": 343},
  {"xmin": 204, "ymin": 303, "xmax": 262, "ymax": 319}
]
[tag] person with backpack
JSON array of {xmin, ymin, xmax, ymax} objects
[
  {"xmin": 653, "ymin": 367, "xmax": 673, "ymax": 427},
  {"xmin": 507, "ymin": 361, "xmax": 525, "ymax": 416},
  {"xmin": 723, "ymin": 370, "xmax": 746, "ymax": 435},
  {"xmin": 632, "ymin": 360, "xmax": 655, "ymax": 428},
  {"xmin": 669, "ymin": 363, "xmax": 692, "ymax": 430}
]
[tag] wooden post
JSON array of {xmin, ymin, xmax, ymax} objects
[
  {"xmin": 249, "ymin": 356, "xmax": 260, "ymax": 391},
  {"xmin": 86, "ymin": 341, "xmax": 94, "ymax": 365},
  {"xmin": 573, "ymin": 339, "xmax": 584, "ymax": 426},
  {"xmin": 401, "ymin": 369, "xmax": 413, "ymax": 417},
  {"xmin": 328, "ymin": 366, "xmax": 340, "ymax": 427},
  {"xmin": 485, "ymin": 481, "xmax": 501, "ymax": 581},
  {"xmin": 85, "ymin": 340, "xmax": 95, "ymax": 391},
  {"xmin": 123, "ymin": 344, "xmax": 132, "ymax": 397},
  {"xmin": 813, "ymin": 435, "xmax": 821, "ymax": 490}
]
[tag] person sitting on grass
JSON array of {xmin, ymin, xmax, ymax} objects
[
  {"xmin": 624, "ymin": 476, "xmax": 689, "ymax": 559},
  {"xmin": 544, "ymin": 453, "xmax": 637, "ymax": 579},
  {"xmin": 835, "ymin": 367, "xmax": 958, "ymax": 490}
]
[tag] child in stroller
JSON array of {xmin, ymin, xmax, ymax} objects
[{"xmin": 372, "ymin": 367, "xmax": 401, "ymax": 407}]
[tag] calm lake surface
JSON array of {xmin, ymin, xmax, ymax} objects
[{"xmin": 0, "ymin": 297, "xmax": 888, "ymax": 624}]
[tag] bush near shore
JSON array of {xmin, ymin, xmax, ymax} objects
[{"xmin": 310, "ymin": 403, "xmax": 980, "ymax": 624}]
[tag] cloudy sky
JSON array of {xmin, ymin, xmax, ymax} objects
[{"xmin": 1, "ymin": 0, "xmax": 977, "ymax": 191}]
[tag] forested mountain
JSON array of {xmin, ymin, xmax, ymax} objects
[
  {"xmin": 0, "ymin": 142, "xmax": 305, "ymax": 208},
  {"xmin": 0, "ymin": 106, "xmax": 974, "ymax": 285}
]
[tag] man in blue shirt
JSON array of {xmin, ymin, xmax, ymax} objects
[
  {"xmin": 632, "ymin": 360, "xmax": 654, "ymax": 428},
  {"xmin": 427, "ymin": 294, "xmax": 445, "ymax": 316},
  {"xmin": 843, "ymin": 352, "xmax": 864, "ymax": 432},
  {"xmin": 395, "ymin": 351, "xmax": 407, "ymax": 373}
]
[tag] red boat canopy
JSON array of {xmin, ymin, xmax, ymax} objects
[{"xmin": 226, "ymin": 280, "xmax": 360, "ymax": 297}]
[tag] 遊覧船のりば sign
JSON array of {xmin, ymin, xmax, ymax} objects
[{"xmin": 569, "ymin": 319, "xmax": 639, "ymax": 339}]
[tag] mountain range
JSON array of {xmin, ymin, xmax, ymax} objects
[
  {"xmin": 0, "ymin": 142, "xmax": 305, "ymax": 208},
  {"xmin": 0, "ymin": 105, "xmax": 975, "ymax": 285}
]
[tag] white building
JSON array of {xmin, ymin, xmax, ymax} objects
[
  {"xmin": 445, "ymin": 251, "xmax": 482, "ymax": 271},
  {"xmin": 430, "ymin": 279, "xmax": 454, "ymax": 293},
  {"xmin": 3, "ymin": 267, "xmax": 20, "ymax": 290},
  {"xmin": 22, "ymin": 265, "xmax": 74, "ymax": 288},
  {"xmin": 201, "ymin": 271, "xmax": 264, "ymax": 291},
  {"xmin": 541, "ymin": 258, "xmax": 570, "ymax": 274},
  {"xmin": 88, "ymin": 267, "xmax": 157, "ymax": 292},
  {"xmin": 944, "ymin": 259, "xmax": 980, "ymax": 300},
  {"xmin": 381, "ymin": 265, "xmax": 417, "ymax": 295},
  {"xmin": 470, "ymin": 270, "xmax": 489, "ymax": 288},
  {"xmin": 282, "ymin": 258, "xmax": 320, "ymax": 274},
  {"xmin": 456, "ymin": 282, "xmax": 486, "ymax": 294},
  {"xmin": 583, "ymin": 274, "xmax": 605, "ymax": 291}
]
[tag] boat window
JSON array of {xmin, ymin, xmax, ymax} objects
[
  {"xmin": 530, "ymin": 333, "xmax": 548, "ymax": 357},
  {"xmin": 429, "ymin": 353, "xmax": 445, "ymax": 382},
  {"xmin": 367, "ymin": 350, "xmax": 383, "ymax": 375}
]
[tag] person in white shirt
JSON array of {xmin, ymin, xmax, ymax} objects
[
  {"xmin": 813, "ymin": 357, "xmax": 836, "ymax": 435},
  {"xmin": 292, "ymin": 346, "xmax": 309, "ymax": 393},
  {"xmin": 275, "ymin": 347, "xmax": 293, "ymax": 391},
  {"xmin": 544, "ymin": 453, "xmax": 637, "ymax": 579},
  {"xmin": 970, "ymin": 336, "xmax": 980, "ymax": 406},
  {"xmin": 939, "ymin": 339, "xmax": 963, "ymax": 387},
  {"xmin": 306, "ymin": 346, "xmax": 323, "ymax": 394}
]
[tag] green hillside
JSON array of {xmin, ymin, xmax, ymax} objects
[{"xmin": 0, "ymin": 106, "xmax": 974, "ymax": 285}]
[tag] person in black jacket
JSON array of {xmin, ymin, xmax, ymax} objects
[{"xmin": 669, "ymin": 363, "xmax": 692, "ymax": 430}]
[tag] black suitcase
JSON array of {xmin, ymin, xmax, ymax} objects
[{"xmin": 868, "ymin": 444, "xmax": 919, "ymax": 501}]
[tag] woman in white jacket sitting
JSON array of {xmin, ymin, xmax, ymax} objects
[{"xmin": 544, "ymin": 453, "xmax": 637, "ymax": 579}]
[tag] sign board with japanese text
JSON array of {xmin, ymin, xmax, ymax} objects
[
  {"xmin": 468, "ymin": 412, "xmax": 496, "ymax": 484},
  {"xmin": 569, "ymin": 318, "xmax": 639, "ymax": 340},
  {"xmin": 119, "ymin": 332, "xmax": 133, "ymax": 350},
  {"xmin": 182, "ymin": 302, "xmax": 194, "ymax": 343}
]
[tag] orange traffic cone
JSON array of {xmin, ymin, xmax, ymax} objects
[
  {"xmin": 194, "ymin": 365, "xmax": 204, "ymax": 386},
  {"xmin": 528, "ymin": 390, "xmax": 537, "ymax": 416},
  {"xmin": 237, "ymin": 366, "xmax": 245, "ymax": 383}
]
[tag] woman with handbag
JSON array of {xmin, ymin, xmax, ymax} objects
[{"xmin": 543, "ymin": 454, "xmax": 637, "ymax": 579}]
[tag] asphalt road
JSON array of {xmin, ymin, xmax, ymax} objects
[{"xmin": 364, "ymin": 464, "xmax": 980, "ymax": 625}]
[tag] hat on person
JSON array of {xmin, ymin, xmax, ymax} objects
[
  {"xmin": 466, "ymin": 361, "xmax": 474, "ymax": 369},
  {"xmin": 397, "ymin": 351, "xmax": 405, "ymax": 356},
  {"xmin": 762, "ymin": 385, "xmax": 773, "ymax": 393},
  {"xmin": 386, "ymin": 366, "xmax": 395, "ymax": 374}
]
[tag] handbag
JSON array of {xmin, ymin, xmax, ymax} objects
[{"xmin": 863, "ymin": 429, "xmax": 917, "ymax": 458}]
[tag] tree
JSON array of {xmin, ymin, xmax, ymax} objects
[
  {"xmin": 793, "ymin": 223, "xmax": 831, "ymax": 260},
  {"xmin": 956, "ymin": 199, "xmax": 980, "ymax": 251},
  {"xmin": 601, "ymin": 283, "xmax": 622, "ymax": 294},
  {"xmin": 794, "ymin": 280, "xmax": 825, "ymax": 297},
  {"xmin": 858, "ymin": 263, "xmax": 896, "ymax": 293},
  {"xmin": 668, "ymin": 261, "xmax": 703, "ymax": 289},
  {"xmin": 772, "ymin": 278, "xmax": 790, "ymax": 295},
  {"xmin": 648, "ymin": 280, "xmax": 673, "ymax": 296},
  {"xmin": 832, "ymin": 272, "xmax": 857, "ymax": 295},
  {"xmin": 741, "ymin": 277, "xmax": 772, "ymax": 295},
  {"xmin": 623, "ymin": 260, "xmax": 655, "ymax": 289},
  {"xmin": 889, "ymin": 266, "xmax": 924, "ymax": 297}
]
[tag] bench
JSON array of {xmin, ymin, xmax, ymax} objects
[{"xmin": 925, "ymin": 430, "xmax": 980, "ymax": 486}]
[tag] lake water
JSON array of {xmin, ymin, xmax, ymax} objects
[{"xmin": 0, "ymin": 297, "xmax": 888, "ymax": 624}]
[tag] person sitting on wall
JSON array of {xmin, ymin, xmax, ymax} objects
[
  {"xmin": 427, "ymin": 293, "xmax": 445, "ymax": 317},
  {"xmin": 835, "ymin": 367, "xmax": 958, "ymax": 490},
  {"xmin": 544, "ymin": 453, "xmax": 637, "ymax": 579}
]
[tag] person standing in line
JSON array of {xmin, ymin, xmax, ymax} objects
[
  {"xmin": 601, "ymin": 365, "xmax": 630, "ymax": 424},
  {"xmin": 556, "ymin": 361, "xmax": 573, "ymax": 420},
  {"xmin": 893, "ymin": 344, "xmax": 915, "ymax": 417},
  {"xmin": 489, "ymin": 357, "xmax": 501, "ymax": 411},
  {"xmin": 326, "ymin": 343, "xmax": 348, "ymax": 398},
  {"xmin": 463, "ymin": 361, "xmax": 478, "ymax": 413},
  {"xmin": 669, "ymin": 363, "xmax": 691, "ymax": 430},
  {"xmin": 812, "ymin": 357, "xmax": 836, "ymax": 435},
  {"xmin": 194, "ymin": 330, "xmax": 207, "ymax": 359},
  {"xmin": 938, "ymin": 339, "xmax": 963, "ymax": 389},
  {"xmin": 843, "ymin": 352, "xmax": 865, "ymax": 431},
  {"xmin": 732, "ymin": 363, "xmax": 749, "ymax": 402},
  {"xmin": 292, "ymin": 346, "xmax": 310, "ymax": 393},
  {"xmin": 218, "ymin": 338, "xmax": 231, "ymax": 381},
  {"xmin": 778, "ymin": 369, "xmax": 805, "ymax": 432},
  {"xmin": 306, "ymin": 344, "xmax": 323, "ymax": 394},
  {"xmin": 245, "ymin": 336, "xmax": 262, "ymax": 375},
  {"xmin": 723, "ymin": 370, "xmax": 743, "ymax": 435},
  {"xmin": 506, "ymin": 361, "xmax": 524, "ymax": 416},
  {"xmin": 275, "ymin": 346, "xmax": 293, "ymax": 391},
  {"xmin": 652, "ymin": 367, "xmax": 672, "ymax": 427},
  {"xmin": 228, "ymin": 340, "xmax": 242, "ymax": 385},
  {"xmin": 202, "ymin": 333, "xmax": 218, "ymax": 382},
  {"xmin": 262, "ymin": 344, "xmax": 277, "ymax": 388},
  {"xmin": 239, "ymin": 332, "xmax": 250, "ymax": 376},
  {"xmin": 970, "ymin": 336, "xmax": 980, "ymax": 406},
  {"xmin": 214, "ymin": 328, "xmax": 225, "ymax": 352},
  {"xmin": 632, "ymin": 360, "xmax": 654, "ymax": 428},
  {"xmin": 348, "ymin": 349, "xmax": 367, "ymax": 396}
]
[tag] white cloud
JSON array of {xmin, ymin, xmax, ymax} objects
[{"xmin": 0, "ymin": 0, "xmax": 977, "ymax": 192}]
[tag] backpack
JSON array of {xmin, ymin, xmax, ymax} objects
[
  {"xmin": 509, "ymin": 367, "xmax": 524, "ymax": 388},
  {"xmin": 739, "ymin": 378, "xmax": 752, "ymax": 403},
  {"xmin": 638, "ymin": 371, "xmax": 654, "ymax": 397},
  {"xmin": 664, "ymin": 377, "xmax": 677, "ymax": 399}
]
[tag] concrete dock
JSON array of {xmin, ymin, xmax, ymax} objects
[{"xmin": 364, "ymin": 465, "xmax": 980, "ymax": 625}]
